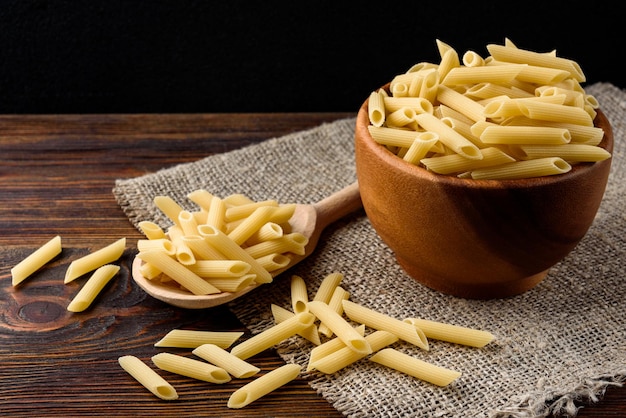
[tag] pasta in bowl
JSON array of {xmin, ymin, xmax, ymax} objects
[{"xmin": 353, "ymin": 39, "xmax": 614, "ymax": 299}]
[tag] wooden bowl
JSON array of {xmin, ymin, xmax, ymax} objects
[{"xmin": 354, "ymin": 92, "xmax": 614, "ymax": 299}]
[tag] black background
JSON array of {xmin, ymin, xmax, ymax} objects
[{"xmin": 0, "ymin": 1, "xmax": 622, "ymax": 114}]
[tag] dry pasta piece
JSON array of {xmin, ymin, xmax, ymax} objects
[
  {"xmin": 11, "ymin": 235, "xmax": 62, "ymax": 286},
  {"xmin": 290, "ymin": 275, "xmax": 309, "ymax": 314},
  {"xmin": 136, "ymin": 250, "xmax": 220, "ymax": 295},
  {"xmin": 442, "ymin": 64, "xmax": 524, "ymax": 86},
  {"xmin": 138, "ymin": 221, "xmax": 166, "ymax": 240},
  {"xmin": 198, "ymin": 225, "xmax": 273, "ymax": 284},
  {"xmin": 151, "ymin": 352, "xmax": 231, "ymax": 384},
  {"xmin": 230, "ymin": 312, "xmax": 315, "ymax": 360},
  {"xmin": 206, "ymin": 195, "xmax": 227, "ymax": 231},
  {"xmin": 367, "ymin": 125, "xmax": 420, "ymax": 148},
  {"xmin": 227, "ymin": 363, "xmax": 301, "ymax": 409},
  {"xmin": 469, "ymin": 157, "xmax": 571, "ymax": 180},
  {"xmin": 383, "ymin": 96, "xmax": 433, "ymax": 114},
  {"xmin": 486, "ymin": 43, "xmax": 585, "ymax": 82},
  {"xmin": 342, "ymin": 300, "xmax": 429, "ymax": 350},
  {"xmin": 255, "ymin": 253, "xmax": 291, "ymax": 273},
  {"xmin": 516, "ymin": 100, "xmax": 594, "ymax": 126},
  {"xmin": 185, "ymin": 259, "xmax": 251, "ymax": 278},
  {"xmin": 312, "ymin": 272, "xmax": 343, "ymax": 303},
  {"xmin": 153, "ymin": 195, "xmax": 184, "ymax": 228},
  {"xmin": 318, "ymin": 286, "xmax": 350, "ymax": 338},
  {"xmin": 403, "ymin": 318, "xmax": 494, "ymax": 348},
  {"xmin": 270, "ymin": 304, "xmax": 321, "ymax": 346},
  {"xmin": 167, "ymin": 226, "xmax": 196, "ymax": 265},
  {"xmin": 204, "ymin": 274, "xmax": 256, "ymax": 293},
  {"xmin": 243, "ymin": 233, "xmax": 308, "ymax": 259},
  {"xmin": 415, "ymin": 112, "xmax": 482, "ymax": 160},
  {"xmin": 192, "ymin": 343, "xmax": 260, "ymax": 379},
  {"xmin": 245, "ymin": 222, "xmax": 283, "ymax": 245},
  {"xmin": 307, "ymin": 324, "xmax": 365, "ymax": 371},
  {"xmin": 307, "ymin": 301, "xmax": 371, "ymax": 355},
  {"xmin": 154, "ymin": 329, "xmax": 243, "ymax": 349},
  {"xmin": 308, "ymin": 330, "xmax": 398, "ymax": 374},
  {"xmin": 402, "ymin": 133, "xmax": 439, "ymax": 165},
  {"xmin": 369, "ymin": 348, "xmax": 461, "ymax": 387},
  {"xmin": 224, "ymin": 200, "xmax": 279, "ymax": 222},
  {"xmin": 421, "ymin": 147, "xmax": 516, "ymax": 175},
  {"xmin": 480, "ymin": 125, "xmax": 571, "ymax": 145},
  {"xmin": 517, "ymin": 144, "xmax": 611, "ymax": 162},
  {"xmin": 67, "ymin": 264, "xmax": 119, "ymax": 312},
  {"xmin": 368, "ymin": 90, "xmax": 386, "ymax": 127},
  {"xmin": 227, "ymin": 206, "xmax": 277, "ymax": 245},
  {"xmin": 137, "ymin": 238, "xmax": 176, "ymax": 256},
  {"xmin": 118, "ymin": 355, "xmax": 178, "ymax": 400},
  {"xmin": 436, "ymin": 84, "xmax": 486, "ymax": 123},
  {"xmin": 64, "ymin": 237, "xmax": 126, "ymax": 283},
  {"xmin": 180, "ymin": 235, "xmax": 225, "ymax": 260}
]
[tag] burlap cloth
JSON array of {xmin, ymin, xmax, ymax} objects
[{"xmin": 113, "ymin": 82, "xmax": 625, "ymax": 417}]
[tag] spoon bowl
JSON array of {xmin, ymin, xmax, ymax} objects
[{"xmin": 132, "ymin": 182, "xmax": 362, "ymax": 308}]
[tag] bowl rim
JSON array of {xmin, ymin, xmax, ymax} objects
[{"xmin": 356, "ymin": 88, "xmax": 614, "ymax": 190}]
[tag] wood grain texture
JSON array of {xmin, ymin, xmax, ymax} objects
[{"xmin": 0, "ymin": 113, "xmax": 622, "ymax": 417}]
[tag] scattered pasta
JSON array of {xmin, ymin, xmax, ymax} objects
[
  {"xmin": 118, "ymin": 355, "xmax": 178, "ymax": 400},
  {"xmin": 67, "ymin": 264, "xmax": 120, "ymax": 312},
  {"xmin": 11, "ymin": 235, "xmax": 62, "ymax": 286},
  {"xmin": 366, "ymin": 39, "xmax": 611, "ymax": 179}
]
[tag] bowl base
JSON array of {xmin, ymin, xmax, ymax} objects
[{"xmin": 397, "ymin": 258, "xmax": 549, "ymax": 299}]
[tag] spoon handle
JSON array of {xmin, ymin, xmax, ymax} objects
[{"xmin": 313, "ymin": 181, "xmax": 362, "ymax": 230}]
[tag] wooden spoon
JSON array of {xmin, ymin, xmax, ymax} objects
[{"xmin": 131, "ymin": 181, "xmax": 362, "ymax": 309}]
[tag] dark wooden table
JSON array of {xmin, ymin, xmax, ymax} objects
[{"xmin": 0, "ymin": 113, "xmax": 623, "ymax": 417}]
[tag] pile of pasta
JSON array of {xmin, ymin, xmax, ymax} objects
[
  {"xmin": 135, "ymin": 190, "xmax": 309, "ymax": 295},
  {"xmin": 367, "ymin": 39, "xmax": 611, "ymax": 179},
  {"xmin": 119, "ymin": 272, "xmax": 495, "ymax": 408},
  {"xmin": 11, "ymin": 235, "xmax": 126, "ymax": 312}
]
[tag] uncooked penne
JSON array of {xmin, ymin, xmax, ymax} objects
[
  {"xmin": 64, "ymin": 237, "xmax": 126, "ymax": 283},
  {"xmin": 309, "ymin": 330, "xmax": 398, "ymax": 374},
  {"xmin": 230, "ymin": 312, "xmax": 315, "ymax": 360},
  {"xmin": 312, "ymin": 272, "xmax": 344, "ymax": 303},
  {"xmin": 185, "ymin": 259, "xmax": 251, "ymax": 278},
  {"xmin": 307, "ymin": 324, "xmax": 365, "ymax": 371},
  {"xmin": 318, "ymin": 286, "xmax": 350, "ymax": 338},
  {"xmin": 270, "ymin": 304, "xmax": 321, "ymax": 346},
  {"xmin": 468, "ymin": 157, "xmax": 571, "ymax": 180},
  {"xmin": 517, "ymin": 144, "xmax": 611, "ymax": 162},
  {"xmin": 368, "ymin": 89, "xmax": 386, "ymax": 127},
  {"xmin": 307, "ymin": 300, "xmax": 371, "ymax": 355},
  {"xmin": 342, "ymin": 300, "xmax": 429, "ymax": 350},
  {"xmin": 136, "ymin": 249, "xmax": 220, "ymax": 295},
  {"xmin": 227, "ymin": 363, "xmax": 301, "ymax": 409},
  {"xmin": 403, "ymin": 318, "xmax": 494, "ymax": 348},
  {"xmin": 153, "ymin": 195, "xmax": 184, "ymax": 228},
  {"xmin": 118, "ymin": 355, "xmax": 178, "ymax": 400},
  {"xmin": 152, "ymin": 352, "xmax": 231, "ymax": 384},
  {"xmin": 67, "ymin": 264, "xmax": 119, "ymax": 312},
  {"xmin": 415, "ymin": 112, "xmax": 482, "ymax": 160},
  {"xmin": 11, "ymin": 235, "xmax": 62, "ymax": 286},
  {"xmin": 421, "ymin": 147, "xmax": 516, "ymax": 175},
  {"xmin": 369, "ymin": 348, "xmax": 461, "ymax": 387},
  {"xmin": 154, "ymin": 329, "xmax": 243, "ymax": 349},
  {"xmin": 290, "ymin": 275, "xmax": 309, "ymax": 314},
  {"xmin": 193, "ymin": 343, "xmax": 260, "ymax": 379},
  {"xmin": 138, "ymin": 221, "xmax": 166, "ymax": 240}
]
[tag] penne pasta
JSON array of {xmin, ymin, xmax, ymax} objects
[
  {"xmin": 290, "ymin": 275, "xmax": 309, "ymax": 314},
  {"xmin": 421, "ymin": 147, "xmax": 516, "ymax": 175},
  {"xmin": 383, "ymin": 96, "xmax": 433, "ymax": 114},
  {"xmin": 402, "ymin": 133, "xmax": 439, "ymax": 165},
  {"xmin": 206, "ymin": 195, "xmax": 227, "ymax": 232},
  {"xmin": 480, "ymin": 125, "xmax": 572, "ymax": 145},
  {"xmin": 138, "ymin": 221, "xmax": 166, "ymax": 240},
  {"xmin": 442, "ymin": 64, "xmax": 524, "ymax": 86},
  {"xmin": 255, "ymin": 253, "xmax": 291, "ymax": 273},
  {"xmin": 307, "ymin": 324, "xmax": 365, "ymax": 371},
  {"xmin": 137, "ymin": 249, "xmax": 220, "ymax": 295},
  {"xmin": 307, "ymin": 300, "xmax": 371, "ymax": 355},
  {"xmin": 403, "ymin": 318, "xmax": 495, "ymax": 348},
  {"xmin": 151, "ymin": 352, "xmax": 231, "ymax": 384},
  {"xmin": 368, "ymin": 89, "xmax": 386, "ymax": 127},
  {"xmin": 67, "ymin": 264, "xmax": 119, "ymax": 312},
  {"xmin": 64, "ymin": 237, "xmax": 126, "ymax": 283},
  {"xmin": 204, "ymin": 274, "xmax": 256, "ymax": 293},
  {"xmin": 468, "ymin": 157, "xmax": 571, "ymax": 180},
  {"xmin": 516, "ymin": 100, "xmax": 594, "ymax": 126},
  {"xmin": 312, "ymin": 272, "xmax": 344, "ymax": 303},
  {"xmin": 197, "ymin": 224, "xmax": 272, "ymax": 284},
  {"xmin": 153, "ymin": 195, "xmax": 184, "ymax": 228},
  {"xmin": 230, "ymin": 312, "xmax": 315, "ymax": 360},
  {"xmin": 486, "ymin": 43, "xmax": 585, "ymax": 82},
  {"xmin": 227, "ymin": 363, "xmax": 301, "ymax": 409},
  {"xmin": 225, "ymin": 200, "xmax": 279, "ymax": 222},
  {"xmin": 436, "ymin": 84, "xmax": 486, "ymax": 123},
  {"xmin": 270, "ymin": 304, "xmax": 321, "ymax": 346},
  {"xmin": 227, "ymin": 206, "xmax": 277, "ymax": 245},
  {"xmin": 415, "ymin": 112, "xmax": 482, "ymax": 161},
  {"xmin": 243, "ymin": 233, "xmax": 308, "ymax": 259},
  {"xmin": 369, "ymin": 348, "xmax": 461, "ymax": 387},
  {"xmin": 308, "ymin": 330, "xmax": 398, "ymax": 374},
  {"xmin": 11, "ymin": 235, "xmax": 62, "ymax": 286},
  {"xmin": 118, "ymin": 355, "xmax": 178, "ymax": 400},
  {"xmin": 185, "ymin": 259, "xmax": 251, "ymax": 278},
  {"xmin": 178, "ymin": 210, "xmax": 199, "ymax": 236},
  {"xmin": 517, "ymin": 144, "xmax": 612, "ymax": 162},
  {"xmin": 318, "ymin": 286, "xmax": 350, "ymax": 338},
  {"xmin": 192, "ymin": 343, "xmax": 260, "ymax": 379},
  {"xmin": 154, "ymin": 329, "xmax": 243, "ymax": 349},
  {"xmin": 342, "ymin": 300, "xmax": 429, "ymax": 350},
  {"xmin": 180, "ymin": 235, "xmax": 225, "ymax": 261},
  {"xmin": 167, "ymin": 226, "xmax": 196, "ymax": 265},
  {"xmin": 137, "ymin": 238, "xmax": 176, "ymax": 256}
]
